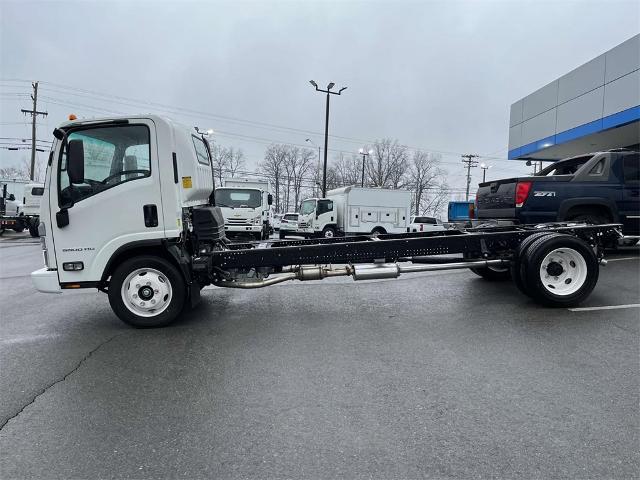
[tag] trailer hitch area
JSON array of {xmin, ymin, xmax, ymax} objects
[{"xmin": 212, "ymin": 259, "xmax": 510, "ymax": 289}]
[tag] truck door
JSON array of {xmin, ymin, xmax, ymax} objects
[
  {"xmin": 51, "ymin": 121, "xmax": 164, "ymax": 283},
  {"xmin": 621, "ymin": 153, "xmax": 640, "ymax": 235}
]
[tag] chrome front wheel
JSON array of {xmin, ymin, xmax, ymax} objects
[{"xmin": 121, "ymin": 268, "xmax": 173, "ymax": 317}]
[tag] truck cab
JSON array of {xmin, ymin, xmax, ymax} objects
[
  {"xmin": 32, "ymin": 115, "xmax": 213, "ymax": 316},
  {"xmin": 297, "ymin": 197, "xmax": 337, "ymax": 238},
  {"xmin": 214, "ymin": 180, "xmax": 272, "ymax": 241}
]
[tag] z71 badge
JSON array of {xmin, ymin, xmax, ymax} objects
[{"xmin": 534, "ymin": 191, "xmax": 556, "ymax": 197}]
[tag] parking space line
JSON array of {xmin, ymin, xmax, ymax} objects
[{"xmin": 569, "ymin": 304, "xmax": 640, "ymax": 312}]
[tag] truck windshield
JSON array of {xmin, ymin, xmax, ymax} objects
[
  {"xmin": 300, "ymin": 199, "xmax": 316, "ymax": 215},
  {"xmin": 215, "ymin": 188, "xmax": 261, "ymax": 208}
]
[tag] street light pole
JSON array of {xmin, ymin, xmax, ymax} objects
[
  {"xmin": 359, "ymin": 148, "xmax": 372, "ymax": 187},
  {"xmin": 480, "ymin": 163, "xmax": 491, "ymax": 183},
  {"xmin": 309, "ymin": 81, "xmax": 347, "ymax": 197}
]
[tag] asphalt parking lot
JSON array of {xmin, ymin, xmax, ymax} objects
[{"xmin": 0, "ymin": 232, "xmax": 638, "ymax": 479}]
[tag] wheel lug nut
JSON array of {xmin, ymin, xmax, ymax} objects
[
  {"xmin": 554, "ymin": 276, "xmax": 558, "ymax": 280},
  {"xmin": 146, "ymin": 282, "xmax": 151, "ymax": 286},
  {"xmin": 140, "ymin": 302, "xmax": 145, "ymax": 306},
  {"xmin": 135, "ymin": 284, "xmax": 140, "ymax": 288},
  {"xmin": 151, "ymin": 299, "xmax": 156, "ymax": 304},
  {"xmin": 154, "ymin": 289, "xmax": 159, "ymax": 294},
  {"xmin": 133, "ymin": 294, "xmax": 138, "ymax": 299}
]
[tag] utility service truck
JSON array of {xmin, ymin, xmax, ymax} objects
[
  {"xmin": 297, "ymin": 186, "xmax": 411, "ymax": 238},
  {"xmin": 215, "ymin": 177, "xmax": 273, "ymax": 241},
  {"xmin": 31, "ymin": 115, "xmax": 620, "ymax": 328}
]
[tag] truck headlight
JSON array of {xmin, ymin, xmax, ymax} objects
[{"xmin": 253, "ymin": 216, "xmax": 262, "ymax": 225}]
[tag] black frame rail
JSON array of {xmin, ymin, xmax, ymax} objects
[{"xmin": 207, "ymin": 224, "xmax": 621, "ymax": 270}]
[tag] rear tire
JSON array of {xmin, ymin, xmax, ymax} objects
[
  {"xmin": 12, "ymin": 227, "xmax": 24, "ymax": 233},
  {"xmin": 522, "ymin": 234, "xmax": 598, "ymax": 307},
  {"xmin": 511, "ymin": 232, "xmax": 559, "ymax": 296},
  {"xmin": 108, "ymin": 255, "xmax": 186, "ymax": 328},
  {"xmin": 469, "ymin": 265, "xmax": 511, "ymax": 281},
  {"xmin": 29, "ymin": 224, "xmax": 39, "ymax": 237},
  {"xmin": 371, "ymin": 227, "xmax": 386, "ymax": 237}
]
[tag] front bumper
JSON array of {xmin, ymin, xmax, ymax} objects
[
  {"xmin": 225, "ymin": 225, "xmax": 262, "ymax": 233},
  {"xmin": 31, "ymin": 268, "xmax": 61, "ymax": 293}
]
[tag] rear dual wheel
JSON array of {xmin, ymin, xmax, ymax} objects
[{"xmin": 513, "ymin": 234, "xmax": 598, "ymax": 307}]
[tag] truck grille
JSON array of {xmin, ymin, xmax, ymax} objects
[
  {"xmin": 298, "ymin": 222, "xmax": 309, "ymax": 228},
  {"xmin": 227, "ymin": 218, "xmax": 250, "ymax": 225}
]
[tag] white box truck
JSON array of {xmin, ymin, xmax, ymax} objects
[
  {"xmin": 297, "ymin": 186, "xmax": 411, "ymax": 238},
  {"xmin": 215, "ymin": 178, "xmax": 273, "ymax": 240}
]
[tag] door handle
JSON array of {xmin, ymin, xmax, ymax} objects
[{"xmin": 143, "ymin": 204, "xmax": 158, "ymax": 227}]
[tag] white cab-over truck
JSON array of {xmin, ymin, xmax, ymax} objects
[
  {"xmin": 31, "ymin": 114, "xmax": 620, "ymax": 328},
  {"xmin": 215, "ymin": 178, "xmax": 273, "ymax": 241},
  {"xmin": 297, "ymin": 186, "xmax": 411, "ymax": 238}
]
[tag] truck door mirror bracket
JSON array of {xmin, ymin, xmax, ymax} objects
[
  {"xmin": 267, "ymin": 194, "xmax": 273, "ymax": 206},
  {"xmin": 67, "ymin": 139, "xmax": 85, "ymax": 184},
  {"xmin": 56, "ymin": 208, "xmax": 69, "ymax": 228}
]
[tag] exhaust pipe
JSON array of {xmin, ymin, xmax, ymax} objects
[{"xmin": 214, "ymin": 259, "xmax": 509, "ymax": 289}]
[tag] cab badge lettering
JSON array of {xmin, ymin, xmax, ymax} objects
[
  {"xmin": 534, "ymin": 191, "xmax": 556, "ymax": 197},
  {"xmin": 62, "ymin": 247, "xmax": 95, "ymax": 252},
  {"xmin": 182, "ymin": 176, "xmax": 192, "ymax": 189}
]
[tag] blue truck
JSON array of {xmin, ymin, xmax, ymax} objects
[{"xmin": 476, "ymin": 149, "xmax": 639, "ymax": 241}]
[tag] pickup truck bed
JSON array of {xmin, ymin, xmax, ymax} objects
[{"xmin": 476, "ymin": 150, "xmax": 640, "ymax": 236}]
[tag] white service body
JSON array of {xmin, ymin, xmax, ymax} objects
[
  {"xmin": 297, "ymin": 186, "xmax": 411, "ymax": 237},
  {"xmin": 215, "ymin": 178, "xmax": 272, "ymax": 239}
]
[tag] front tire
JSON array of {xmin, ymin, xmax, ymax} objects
[
  {"xmin": 322, "ymin": 226, "xmax": 336, "ymax": 238},
  {"xmin": 108, "ymin": 255, "xmax": 186, "ymax": 328},
  {"xmin": 279, "ymin": 230, "xmax": 285, "ymax": 239}
]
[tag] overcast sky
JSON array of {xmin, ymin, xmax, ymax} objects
[{"xmin": 1, "ymin": 0, "xmax": 639, "ymax": 193}]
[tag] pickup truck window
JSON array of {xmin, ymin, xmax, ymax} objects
[
  {"xmin": 589, "ymin": 159, "xmax": 605, "ymax": 175},
  {"xmin": 538, "ymin": 156, "xmax": 591, "ymax": 176},
  {"xmin": 59, "ymin": 124, "xmax": 151, "ymax": 206},
  {"xmin": 624, "ymin": 154, "xmax": 639, "ymax": 183}
]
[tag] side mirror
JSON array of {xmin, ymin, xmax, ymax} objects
[
  {"xmin": 267, "ymin": 194, "xmax": 273, "ymax": 206},
  {"xmin": 8, "ymin": 194, "xmax": 15, "ymax": 201},
  {"xmin": 67, "ymin": 139, "xmax": 85, "ymax": 184}
]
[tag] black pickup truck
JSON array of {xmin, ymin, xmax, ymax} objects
[{"xmin": 476, "ymin": 149, "xmax": 640, "ymax": 239}]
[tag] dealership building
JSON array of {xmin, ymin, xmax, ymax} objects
[{"xmin": 508, "ymin": 34, "xmax": 639, "ymax": 161}]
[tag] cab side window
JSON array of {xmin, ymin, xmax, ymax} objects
[
  {"xmin": 317, "ymin": 200, "xmax": 333, "ymax": 215},
  {"xmin": 623, "ymin": 154, "xmax": 639, "ymax": 183},
  {"xmin": 59, "ymin": 125, "xmax": 151, "ymax": 206}
]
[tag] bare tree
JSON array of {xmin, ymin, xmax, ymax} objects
[
  {"xmin": 367, "ymin": 138, "xmax": 409, "ymax": 188},
  {"xmin": 291, "ymin": 148, "xmax": 315, "ymax": 209},
  {"xmin": 333, "ymin": 153, "xmax": 362, "ymax": 187},
  {"xmin": 260, "ymin": 144, "xmax": 288, "ymax": 212},
  {"xmin": 407, "ymin": 151, "xmax": 444, "ymax": 216},
  {"xmin": 210, "ymin": 142, "xmax": 229, "ymax": 185},
  {"xmin": 226, "ymin": 147, "xmax": 245, "ymax": 178}
]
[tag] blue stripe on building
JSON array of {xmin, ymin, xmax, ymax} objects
[{"xmin": 508, "ymin": 105, "xmax": 640, "ymax": 159}]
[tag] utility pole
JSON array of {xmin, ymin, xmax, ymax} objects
[
  {"xmin": 461, "ymin": 154, "xmax": 480, "ymax": 201},
  {"xmin": 309, "ymin": 81, "xmax": 347, "ymax": 197},
  {"xmin": 21, "ymin": 81, "xmax": 48, "ymax": 181}
]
